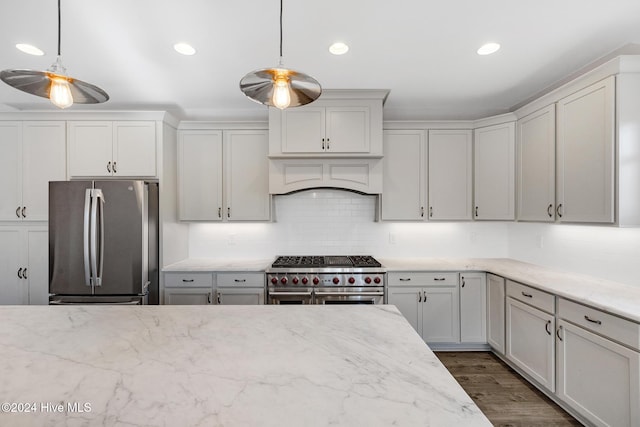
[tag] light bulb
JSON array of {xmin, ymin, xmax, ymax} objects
[
  {"xmin": 272, "ymin": 75, "xmax": 291, "ymax": 109},
  {"xmin": 49, "ymin": 76, "xmax": 73, "ymax": 109}
]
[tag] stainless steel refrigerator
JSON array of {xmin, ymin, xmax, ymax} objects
[{"xmin": 49, "ymin": 180, "xmax": 159, "ymax": 305}]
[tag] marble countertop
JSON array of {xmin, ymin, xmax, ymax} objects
[
  {"xmin": 163, "ymin": 258, "xmax": 273, "ymax": 272},
  {"xmin": 380, "ymin": 257, "xmax": 640, "ymax": 323},
  {"xmin": 0, "ymin": 305, "xmax": 490, "ymax": 427}
]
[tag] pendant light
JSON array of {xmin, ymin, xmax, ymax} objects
[
  {"xmin": 239, "ymin": 0, "xmax": 321, "ymax": 109},
  {"xmin": 0, "ymin": 0, "xmax": 109, "ymax": 109}
]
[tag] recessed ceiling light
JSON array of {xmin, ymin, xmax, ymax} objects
[
  {"xmin": 329, "ymin": 42, "xmax": 349, "ymax": 55},
  {"xmin": 477, "ymin": 42, "xmax": 500, "ymax": 56},
  {"xmin": 16, "ymin": 43, "xmax": 44, "ymax": 56},
  {"xmin": 174, "ymin": 43, "xmax": 196, "ymax": 56}
]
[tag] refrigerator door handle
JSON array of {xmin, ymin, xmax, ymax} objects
[
  {"xmin": 90, "ymin": 189, "xmax": 105, "ymax": 287},
  {"xmin": 83, "ymin": 189, "xmax": 92, "ymax": 287}
]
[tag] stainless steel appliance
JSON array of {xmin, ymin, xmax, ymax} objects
[
  {"xmin": 48, "ymin": 180, "xmax": 159, "ymax": 305},
  {"xmin": 266, "ymin": 256, "xmax": 386, "ymax": 305}
]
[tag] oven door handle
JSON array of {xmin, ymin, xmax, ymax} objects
[
  {"xmin": 315, "ymin": 291, "xmax": 385, "ymax": 296},
  {"xmin": 269, "ymin": 291, "xmax": 312, "ymax": 296}
]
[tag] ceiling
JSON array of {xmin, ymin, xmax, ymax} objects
[{"xmin": 2, "ymin": 0, "xmax": 640, "ymax": 121}]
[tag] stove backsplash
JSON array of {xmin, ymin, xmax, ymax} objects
[{"xmin": 188, "ymin": 189, "xmax": 509, "ymax": 259}]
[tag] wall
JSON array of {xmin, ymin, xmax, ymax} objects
[
  {"xmin": 508, "ymin": 222, "xmax": 640, "ymax": 287},
  {"xmin": 189, "ymin": 189, "xmax": 509, "ymax": 259}
]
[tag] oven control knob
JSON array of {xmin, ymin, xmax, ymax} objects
[
  {"xmin": 292, "ymin": 276, "xmax": 299, "ymax": 284},
  {"xmin": 301, "ymin": 277, "xmax": 309, "ymax": 284},
  {"xmin": 312, "ymin": 277, "xmax": 320, "ymax": 285},
  {"xmin": 348, "ymin": 277, "xmax": 356, "ymax": 284},
  {"xmin": 364, "ymin": 277, "xmax": 372, "ymax": 284},
  {"xmin": 373, "ymin": 277, "xmax": 381, "ymax": 284},
  {"xmin": 280, "ymin": 277, "xmax": 288, "ymax": 284},
  {"xmin": 333, "ymin": 277, "xmax": 340, "ymax": 284},
  {"xmin": 271, "ymin": 277, "xmax": 278, "ymax": 284}
]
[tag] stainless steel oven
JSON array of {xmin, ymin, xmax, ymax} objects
[
  {"xmin": 266, "ymin": 256, "xmax": 386, "ymax": 305},
  {"xmin": 314, "ymin": 287, "xmax": 384, "ymax": 305}
]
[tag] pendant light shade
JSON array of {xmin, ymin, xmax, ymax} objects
[
  {"xmin": 239, "ymin": 0, "xmax": 321, "ymax": 109},
  {"xmin": 0, "ymin": 0, "xmax": 108, "ymax": 108}
]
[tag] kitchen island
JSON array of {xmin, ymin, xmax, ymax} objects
[{"xmin": 0, "ymin": 305, "xmax": 490, "ymax": 426}]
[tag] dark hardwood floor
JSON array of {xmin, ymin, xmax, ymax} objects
[{"xmin": 435, "ymin": 352, "xmax": 582, "ymax": 427}]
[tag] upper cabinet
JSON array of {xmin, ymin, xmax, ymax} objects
[
  {"xmin": 517, "ymin": 105, "xmax": 556, "ymax": 222},
  {"xmin": 556, "ymin": 76, "xmax": 615, "ymax": 224},
  {"xmin": 269, "ymin": 90, "xmax": 387, "ymax": 157},
  {"xmin": 68, "ymin": 121, "xmax": 157, "ymax": 178},
  {"xmin": 428, "ymin": 130, "xmax": 473, "ymax": 220},
  {"xmin": 0, "ymin": 121, "xmax": 66, "ymax": 221},
  {"xmin": 178, "ymin": 128, "xmax": 270, "ymax": 221},
  {"xmin": 474, "ymin": 122, "xmax": 516, "ymax": 220}
]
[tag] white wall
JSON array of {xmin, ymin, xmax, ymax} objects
[
  {"xmin": 189, "ymin": 189, "xmax": 510, "ymax": 259},
  {"xmin": 508, "ymin": 222, "xmax": 640, "ymax": 287}
]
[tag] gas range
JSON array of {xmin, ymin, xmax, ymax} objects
[{"xmin": 266, "ymin": 255, "xmax": 386, "ymax": 305}]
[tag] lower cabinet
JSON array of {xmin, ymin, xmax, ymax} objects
[
  {"xmin": 556, "ymin": 299, "xmax": 640, "ymax": 427},
  {"xmin": 0, "ymin": 226, "xmax": 48, "ymax": 305},
  {"xmin": 388, "ymin": 272, "xmax": 460, "ymax": 344},
  {"xmin": 216, "ymin": 272, "xmax": 264, "ymax": 305},
  {"xmin": 163, "ymin": 272, "xmax": 214, "ymax": 305},
  {"xmin": 486, "ymin": 273, "xmax": 506, "ymax": 354},
  {"xmin": 459, "ymin": 273, "xmax": 486, "ymax": 343}
]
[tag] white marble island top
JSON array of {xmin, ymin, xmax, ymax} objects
[{"xmin": 0, "ymin": 305, "xmax": 490, "ymax": 427}]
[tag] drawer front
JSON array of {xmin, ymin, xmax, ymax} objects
[
  {"xmin": 388, "ymin": 272, "xmax": 458, "ymax": 287},
  {"xmin": 217, "ymin": 272, "xmax": 264, "ymax": 287},
  {"xmin": 559, "ymin": 298, "xmax": 640, "ymax": 351},
  {"xmin": 506, "ymin": 280, "xmax": 555, "ymax": 314},
  {"xmin": 164, "ymin": 272, "xmax": 213, "ymax": 288}
]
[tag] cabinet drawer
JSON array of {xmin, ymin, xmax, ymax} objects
[
  {"xmin": 388, "ymin": 272, "xmax": 458, "ymax": 287},
  {"xmin": 216, "ymin": 273, "xmax": 264, "ymax": 287},
  {"xmin": 506, "ymin": 280, "xmax": 555, "ymax": 314},
  {"xmin": 559, "ymin": 298, "xmax": 640, "ymax": 351},
  {"xmin": 164, "ymin": 272, "xmax": 213, "ymax": 288}
]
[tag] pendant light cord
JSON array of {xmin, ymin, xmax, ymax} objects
[
  {"xmin": 279, "ymin": 0, "xmax": 283, "ymax": 62},
  {"xmin": 57, "ymin": 0, "xmax": 61, "ymax": 56}
]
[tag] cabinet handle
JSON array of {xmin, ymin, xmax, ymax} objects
[
  {"xmin": 420, "ymin": 207, "xmax": 424, "ymax": 217},
  {"xmin": 16, "ymin": 207, "xmax": 21, "ymax": 218},
  {"xmin": 217, "ymin": 292, "xmax": 221, "ymax": 304},
  {"xmin": 21, "ymin": 206, "xmax": 26, "ymax": 218},
  {"xmin": 399, "ymin": 278, "xmax": 411, "ymax": 282},
  {"xmin": 17, "ymin": 268, "xmax": 23, "ymax": 279},
  {"xmin": 545, "ymin": 320, "xmax": 551, "ymax": 335},
  {"xmin": 521, "ymin": 292, "xmax": 533, "ymax": 298},
  {"xmin": 207, "ymin": 292, "xmax": 212, "ymax": 304},
  {"xmin": 429, "ymin": 206, "xmax": 433, "ymax": 218},
  {"xmin": 227, "ymin": 207, "xmax": 231, "ymax": 218},
  {"xmin": 22, "ymin": 268, "xmax": 27, "ymax": 279},
  {"xmin": 182, "ymin": 279, "xmax": 195, "ymax": 283},
  {"xmin": 112, "ymin": 161, "xmax": 117, "ymax": 174},
  {"xmin": 584, "ymin": 315, "xmax": 602, "ymax": 325},
  {"xmin": 547, "ymin": 204, "xmax": 553, "ymax": 218},
  {"xmin": 475, "ymin": 206, "xmax": 479, "ymax": 217},
  {"xmin": 423, "ymin": 291, "xmax": 427, "ymax": 301},
  {"xmin": 322, "ymin": 138, "xmax": 325, "ymax": 150},
  {"xmin": 218, "ymin": 207, "xmax": 222, "ymax": 218},
  {"xmin": 433, "ymin": 277, "xmax": 445, "ymax": 281},
  {"xmin": 556, "ymin": 203, "xmax": 563, "ymax": 218},
  {"xmin": 461, "ymin": 277, "xmax": 465, "ymax": 288},
  {"xmin": 107, "ymin": 161, "xmax": 111, "ymax": 173},
  {"xmin": 418, "ymin": 292, "xmax": 422, "ymax": 302},
  {"xmin": 234, "ymin": 279, "xmax": 246, "ymax": 283},
  {"xmin": 326, "ymin": 138, "xmax": 330, "ymax": 150},
  {"xmin": 556, "ymin": 325, "xmax": 563, "ymax": 341}
]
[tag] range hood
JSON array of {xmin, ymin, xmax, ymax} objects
[{"xmin": 268, "ymin": 158, "xmax": 383, "ymax": 195}]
